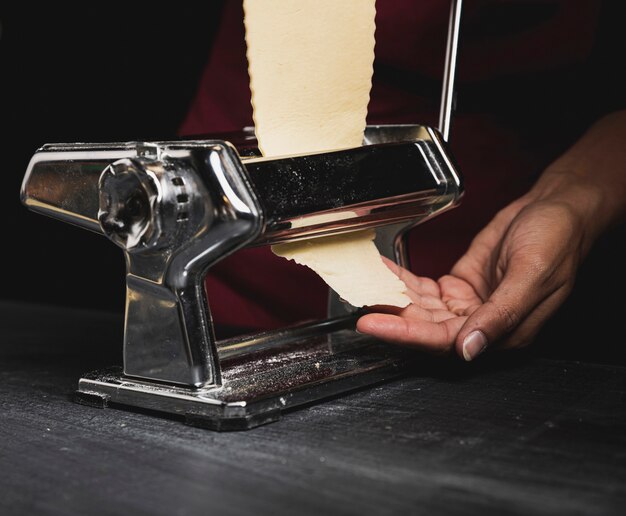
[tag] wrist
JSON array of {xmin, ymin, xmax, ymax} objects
[
  {"xmin": 528, "ymin": 167, "xmax": 608, "ymax": 253},
  {"xmin": 532, "ymin": 111, "xmax": 626, "ymax": 235}
]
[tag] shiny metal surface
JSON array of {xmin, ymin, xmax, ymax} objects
[
  {"xmin": 249, "ymin": 126, "xmax": 462, "ymax": 244},
  {"xmin": 115, "ymin": 144, "xmax": 263, "ymax": 386},
  {"xmin": 439, "ymin": 0, "xmax": 463, "ymax": 142},
  {"xmin": 21, "ymin": 124, "xmax": 464, "ymax": 428},
  {"xmin": 324, "ymin": 126, "xmax": 462, "ymax": 317},
  {"xmin": 76, "ymin": 316, "xmax": 414, "ymax": 431},
  {"xmin": 22, "ymin": 126, "xmax": 462, "ymax": 245},
  {"xmin": 365, "ymin": 124, "xmax": 462, "ymax": 269},
  {"xmin": 23, "ymin": 141, "xmax": 263, "ymax": 386}
]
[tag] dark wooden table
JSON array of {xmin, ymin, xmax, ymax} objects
[{"xmin": 1, "ymin": 300, "xmax": 625, "ymax": 516}]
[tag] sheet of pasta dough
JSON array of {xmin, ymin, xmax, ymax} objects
[{"xmin": 244, "ymin": 0, "xmax": 410, "ymax": 308}]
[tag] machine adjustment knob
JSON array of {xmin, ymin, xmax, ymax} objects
[{"xmin": 98, "ymin": 158, "xmax": 162, "ymax": 252}]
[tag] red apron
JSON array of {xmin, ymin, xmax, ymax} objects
[{"xmin": 179, "ymin": 0, "xmax": 601, "ymax": 331}]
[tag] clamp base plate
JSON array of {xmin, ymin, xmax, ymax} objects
[{"xmin": 75, "ymin": 317, "xmax": 414, "ymax": 431}]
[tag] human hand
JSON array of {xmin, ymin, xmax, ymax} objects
[{"xmin": 357, "ymin": 181, "xmax": 601, "ymax": 361}]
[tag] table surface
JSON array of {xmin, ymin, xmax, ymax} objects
[{"xmin": 1, "ymin": 300, "xmax": 625, "ymax": 516}]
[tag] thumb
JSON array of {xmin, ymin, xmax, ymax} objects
[{"xmin": 456, "ymin": 263, "xmax": 547, "ymax": 361}]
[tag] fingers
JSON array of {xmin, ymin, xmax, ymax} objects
[
  {"xmin": 460, "ymin": 287, "xmax": 569, "ymax": 360},
  {"xmin": 403, "ymin": 289, "xmax": 448, "ymax": 311},
  {"xmin": 357, "ymin": 312, "xmax": 467, "ymax": 354},
  {"xmin": 381, "ymin": 256, "xmax": 442, "ymax": 298},
  {"xmin": 379, "ymin": 256, "xmax": 448, "ymax": 310},
  {"xmin": 438, "ymin": 275, "xmax": 483, "ymax": 315},
  {"xmin": 495, "ymin": 286, "xmax": 571, "ymax": 350},
  {"xmin": 455, "ymin": 260, "xmax": 562, "ymax": 361},
  {"xmin": 448, "ymin": 198, "xmax": 533, "ymax": 300},
  {"xmin": 372, "ymin": 255, "xmax": 556, "ymax": 361},
  {"xmin": 363, "ymin": 259, "xmax": 474, "ymax": 353},
  {"xmin": 364, "ymin": 303, "xmax": 456, "ymax": 323}
]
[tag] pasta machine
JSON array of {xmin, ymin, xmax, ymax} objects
[{"xmin": 20, "ymin": 1, "xmax": 464, "ymax": 430}]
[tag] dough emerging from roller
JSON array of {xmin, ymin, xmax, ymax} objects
[
  {"xmin": 244, "ymin": 0, "xmax": 411, "ymax": 308},
  {"xmin": 273, "ymin": 230, "xmax": 411, "ymax": 308}
]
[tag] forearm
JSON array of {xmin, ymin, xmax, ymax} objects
[{"xmin": 530, "ymin": 110, "xmax": 626, "ymax": 245}]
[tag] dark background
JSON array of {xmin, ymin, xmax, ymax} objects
[
  {"xmin": 0, "ymin": 2, "xmax": 624, "ymax": 364},
  {"xmin": 0, "ymin": 3, "xmax": 225, "ymax": 313}
]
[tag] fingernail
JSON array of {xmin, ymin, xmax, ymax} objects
[{"xmin": 462, "ymin": 330, "xmax": 488, "ymax": 362}]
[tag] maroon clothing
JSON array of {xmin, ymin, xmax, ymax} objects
[{"xmin": 179, "ymin": 0, "xmax": 602, "ymax": 331}]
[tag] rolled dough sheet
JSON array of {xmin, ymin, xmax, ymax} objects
[
  {"xmin": 273, "ymin": 230, "xmax": 411, "ymax": 308},
  {"xmin": 244, "ymin": 0, "xmax": 410, "ymax": 308}
]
